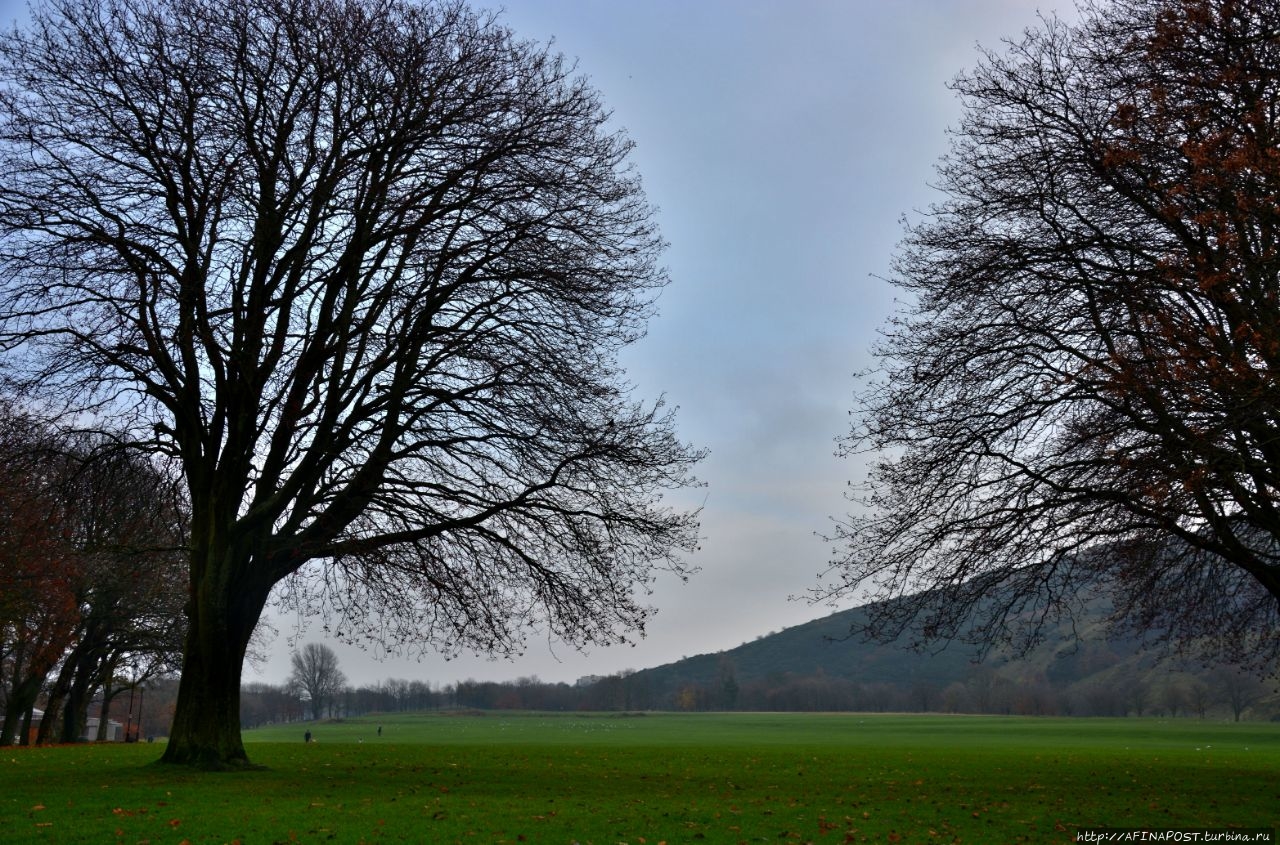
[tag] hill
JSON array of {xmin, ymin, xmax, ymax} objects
[{"xmin": 614, "ymin": 593, "xmax": 1276, "ymax": 718}]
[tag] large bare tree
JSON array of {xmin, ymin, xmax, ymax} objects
[
  {"xmin": 0, "ymin": 0, "xmax": 702, "ymax": 768},
  {"xmin": 828, "ymin": 0, "xmax": 1280, "ymax": 664}
]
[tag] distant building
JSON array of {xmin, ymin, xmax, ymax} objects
[
  {"xmin": 7, "ymin": 710, "xmax": 128, "ymax": 744},
  {"xmin": 575, "ymin": 675, "xmax": 604, "ymax": 688},
  {"xmin": 84, "ymin": 716, "xmax": 124, "ymax": 742}
]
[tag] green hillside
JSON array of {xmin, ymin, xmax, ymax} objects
[
  {"xmin": 622, "ymin": 593, "xmax": 1277, "ymax": 718},
  {"xmin": 640, "ymin": 603, "xmax": 993, "ymax": 689}
]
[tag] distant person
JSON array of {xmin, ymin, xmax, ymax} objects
[
  {"xmin": 377, "ymin": 725, "xmax": 382, "ymax": 737},
  {"xmin": 304, "ymin": 729, "xmax": 312, "ymax": 743}
]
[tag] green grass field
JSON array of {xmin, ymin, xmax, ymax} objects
[{"xmin": 1, "ymin": 712, "xmax": 1276, "ymax": 843}]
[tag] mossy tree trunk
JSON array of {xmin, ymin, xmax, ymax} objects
[{"xmin": 160, "ymin": 534, "xmax": 274, "ymax": 769}]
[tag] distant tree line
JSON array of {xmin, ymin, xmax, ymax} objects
[
  {"xmin": 238, "ymin": 674, "xmax": 629, "ymax": 727},
  {"xmin": 16, "ymin": 654, "xmax": 1267, "ymax": 744},
  {"xmin": 655, "ymin": 664, "xmax": 1274, "ymax": 721},
  {"xmin": 230, "ymin": 663, "xmax": 1276, "ymax": 730}
]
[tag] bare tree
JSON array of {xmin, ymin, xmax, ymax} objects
[
  {"xmin": 1187, "ymin": 679, "xmax": 1212, "ymax": 718},
  {"xmin": 1161, "ymin": 682, "xmax": 1187, "ymax": 718},
  {"xmin": 1211, "ymin": 665, "xmax": 1268, "ymax": 721},
  {"xmin": 827, "ymin": 0, "xmax": 1280, "ymax": 665},
  {"xmin": 289, "ymin": 643, "xmax": 347, "ymax": 722},
  {"xmin": 0, "ymin": 0, "xmax": 702, "ymax": 768}
]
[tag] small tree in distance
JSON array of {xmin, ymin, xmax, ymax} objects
[
  {"xmin": 289, "ymin": 643, "xmax": 347, "ymax": 721},
  {"xmin": 828, "ymin": 0, "xmax": 1280, "ymax": 664},
  {"xmin": 0, "ymin": 0, "xmax": 703, "ymax": 769}
]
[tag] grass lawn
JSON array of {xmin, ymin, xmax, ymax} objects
[{"xmin": 0, "ymin": 712, "xmax": 1276, "ymax": 843}]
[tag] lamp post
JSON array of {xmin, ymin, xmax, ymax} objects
[
  {"xmin": 124, "ymin": 683, "xmax": 135, "ymax": 743},
  {"xmin": 136, "ymin": 684, "xmax": 145, "ymax": 742}
]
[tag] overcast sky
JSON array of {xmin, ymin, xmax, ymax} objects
[
  {"xmin": 274, "ymin": 0, "xmax": 1076, "ymax": 688},
  {"xmin": 3, "ymin": 0, "xmax": 1072, "ymax": 688}
]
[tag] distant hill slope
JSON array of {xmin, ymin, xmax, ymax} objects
[
  {"xmin": 636, "ymin": 603, "xmax": 997, "ymax": 690},
  {"xmin": 621, "ymin": 591, "xmax": 1276, "ymax": 718}
]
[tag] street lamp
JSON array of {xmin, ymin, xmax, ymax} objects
[
  {"xmin": 136, "ymin": 684, "xmax": 145, "ymax": 742},
  {"xmin": 124, "ymin": 683, "xmax": 135, "ymax": 743}
]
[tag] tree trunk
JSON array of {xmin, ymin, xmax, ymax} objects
[
  {"xmin": 2, "ymin": 673, "xmax": 42, "ymax": 746},
  {"xmin": 61, "ymin": 651, "xmax": 102, "ymax": 743},
  {"xmin": 161, "ymin": 620, "xmax": 254, "ymax": 767},
  {"xmin": 18, "ymin": 704, "xmax": 34, "ymax": 746},
  {"xmin": 159, "ymin": 543, "xmax": 272, "ymax": 769},
  {"xmin": 96, "ymin": 678, "xmax": 113, "ymax": 742},
  {"xmin": 35, "ymin": 654, "xmax": 76, "ymax": 745},
  {"xmin": 33, "ymin": 692, "xmax": 62, "ymax": 745},
  {"xmin": 0, "ymin": 700, "xmax": 20, "ymax": 746}
]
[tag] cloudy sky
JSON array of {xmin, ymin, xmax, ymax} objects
[
  {"xmin": 263, "ymin": 0, "xmax": 1078, "ymax": 688},
  {"xmin": 1, "ymin": 0, "xmax": 1072, "ymax": 688}
]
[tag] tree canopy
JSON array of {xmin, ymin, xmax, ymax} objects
[
  {"xmin": 0, "ymin": 0, "xmax": 702, "ymax": 767},
  {"xmin": 828, "ymin": 0, "xmax": 1280, "ymax": 665}
]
